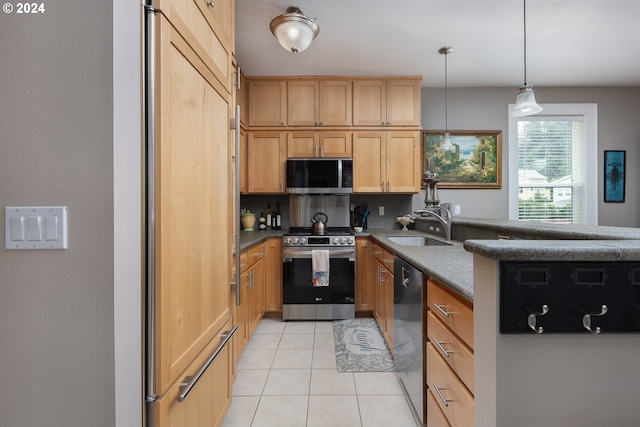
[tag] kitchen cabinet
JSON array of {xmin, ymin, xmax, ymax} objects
[
  {"xmin": 239, "ymin": 128, "xmax": 247, "ymax": 193},
  {"xmin": 426, "ymin": 279, "xmax": 474, "ymax": 427},
  {"xmin": 245, "ymin": 243, "xmax": 266, "ymax": 337},
  {"xmin": 148, "ymin": 1, "xmax": 234, "ymax": 425},
  {"xmin": 287, "ymin": 79, "xmax": 352, "ymax": 126},
  {"xmin": 237, "ymin": 67, "xmax": 248, "ymax": 127},
  {"xmin": 287, "ymin": 130, "xmax": 352, "ymax": 158},
  {"xmin": 352, "ymin": 130, "xmax": 421, "ymax": 193},
  {"xmin": 248, "ymin": 80, "xmax": 287, "ymax": 127},
  {"xmin": 352, "ymin": 79, "xmax": 421, "ymax": 127},
  {"xmin": 355, "ymin": 238, "xmax": 373, "ymax": 312},
  {"xmin": 371, "ymin": 242, "xmax": 394, "ymax": 351},
  {"xmin": 247, "ymin": 131, "xmax": 287, "ymax": 193},
  {"xmin": 264, "ymin": 238, "xmax": 283, "ymax": 313}
]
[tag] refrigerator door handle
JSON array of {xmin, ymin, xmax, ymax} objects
[{"xmin": 177, "ymin": 324, "xmax": 238, "ymax": 402}]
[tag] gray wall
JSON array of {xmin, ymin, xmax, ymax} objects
[
  {"xmin": 0, "ymin": 2, "xmax": 116, "ymax": 426},
  {"xmin": 418, "ymin": 87, "xmax": 640, "ymax": 227}
]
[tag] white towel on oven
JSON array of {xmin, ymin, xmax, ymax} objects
[{"xmin": 312, "ymin": 250, "xmax": 330, "ymax": 287}]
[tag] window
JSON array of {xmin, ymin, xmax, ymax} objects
[{"xmin": 508, "ymin": 104, "xmax": 598, "ymax": 225}]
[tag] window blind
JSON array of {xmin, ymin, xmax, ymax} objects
[{"xmin": 517, "ymin": 117, "xmax": 586, "ymax": 224}]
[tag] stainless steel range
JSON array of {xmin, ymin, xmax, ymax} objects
[{"xmin": 282, "ymin": 195, "xmax": 355, "ymax": 320}]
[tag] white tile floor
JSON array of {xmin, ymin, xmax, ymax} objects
[{"xmin": 221, "ymin": 318, "xmax": 419, "ymax": 427}]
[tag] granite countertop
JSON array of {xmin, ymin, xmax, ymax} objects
[
  {"xmin": 239, "ymin": 229, "xmax": 285, "ymax": 251},
  {"xmin": 359, "ymin": 229, "xmax": 475, "ymax": 302}
]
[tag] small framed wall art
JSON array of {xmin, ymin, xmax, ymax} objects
[{"xmin": 604, "ymin": 150, "xmax": 625, "ymax": 203}]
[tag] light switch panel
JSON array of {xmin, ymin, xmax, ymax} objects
[{"xmin": 5, "ymin": 206, "xmax": 68, "ymax": 249}]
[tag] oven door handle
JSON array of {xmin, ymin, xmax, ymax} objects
[{"xmin": 283, "ymin": 248, "xmax": 355, "ymax": 258}]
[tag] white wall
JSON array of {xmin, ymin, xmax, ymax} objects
[
  {"xmin": 0, "ymin": 1, "xmax": 118, "ymax": 426},
  {"xmin": 419, "ymin": 87, "xmax": 640, "ymax": 227}
]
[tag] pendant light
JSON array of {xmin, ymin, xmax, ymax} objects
[
  {"xmin": 439, "ymin": 46, "xmax": 455, "ymax": 151},
  {"xmin": 269, "ymin": 6, "xmax": 320, "ymax": 54},
  {"xmin": 512, "ymin": 0, "xmax": 543, "ymax": 117}
]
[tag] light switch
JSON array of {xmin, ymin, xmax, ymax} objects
[
  {"xmin": 27, "ymin": 216, "xmax": 42, "ymax": 241},
  {"xmin": 45, "ymin": 216, "xmax": 58, "ymax": 240},
  {"xmin": 10, "ymin": 216, "xmax": 25, "ymax": 241},
  {"xmin": 5, "ymin": 206, "xmax": 67, "ymax": 249}
]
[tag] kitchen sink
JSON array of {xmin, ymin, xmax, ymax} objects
[{"xmin": 387, "ymin": 236, "xmax": 451, "ymax": 246}]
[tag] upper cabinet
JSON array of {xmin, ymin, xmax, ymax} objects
[
  {"xmin": 352, "ymin": 130, "xmax": 421, "ymax": 193},
  {"xmin": 287, "ymin": 80, "xmax": 352, "ymax": 126},
  {"xmin": 287, "ymin": 131, "xmax": 352, "ymax": 158},
  {"xmin": 248, "ymin": 80, "xmax": 287, "ymax": 127},
  {"xmin": 353, "ymin": 79, "xmax": 421, "ymax": 127},
  {"xmin": 247, "ymin": 131, "xmax": 287, "ymax": 193}
]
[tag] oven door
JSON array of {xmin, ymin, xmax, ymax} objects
[{"xmin": 282, "ymin": 247, "xmax": 355, "ymax": 319}]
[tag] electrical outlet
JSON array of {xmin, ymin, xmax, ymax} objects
[
  {"xmin": 429, "ymin": 226, "xmax": 434, "ymax": 231},
  {"xmin": 454, "ymin": 205, "xmax": 461, "ymax": 215},
  {"xmin": 435, "ymin": 226, "xmax": 440, "ymax": 232},
  {"xmin": 379, "ymin": 206, "xmax": 385, "ymax": 216}
]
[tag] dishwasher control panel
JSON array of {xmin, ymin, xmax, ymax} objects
[{"xmin": 500, "ymin": 261, "xmax": 640, "ymax": 334}]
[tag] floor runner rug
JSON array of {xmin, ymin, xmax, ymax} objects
[{"xmin": 332, "ymin": 318, "xmax": 395, "ymax": 372}]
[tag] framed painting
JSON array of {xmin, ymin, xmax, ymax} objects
[
  {"xmin": 422, "ymin": 130, "xmax": 502, "ymax": 188},
  {"xmin": 604, "ymin": 150, "xmax": 625, "ymax": 202}
]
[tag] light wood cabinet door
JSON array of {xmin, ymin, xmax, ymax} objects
[
  {"xmin": 353, "ymin": 131, "xmax": 420, "ymax": 193},
  {"xmin": 287, "ymin": 79, "xmax": 352, "ymax": 126},
  {"xmin": 247, "ymin": 131, "xmax": 286, "ymax": 193},
  {"xmin": 153, "ymin": 14, "xmax": 232, "ymax": 397},
  {"xmin": 355, "ymin": 238, "xmax": 373, "ymax": 311},
  {"xmin": 264, "ymin": 238, "xmax": 282, "ymax": 313},
  {"xmin": 386, "ymin": 79, "xmax": 421, "ymax": 126},
  {"xmin": 247, "ymin": 249, "xmax": 265, "ymax": 337},
  {"xmin": 287, "ymin": 80, "xmax": 319, "ymax": 126},
  {"xmin": 288, "ymin": 131, "xmax": 352, "ymax": 158},
  {"xmin": 353, "ymin": 131, "xmax": 385, "ymax": 192},
  {"xmin": 353, "ymin": 80, "xmax": 386, "ymax": 126},
  {"xmin": 319, "ymin": 80, "xmax": 352, "ymax": 126},
  {"xmin": 386, "ymin": 131, "xmax": 421, "ymax": 192},
  {"xmin": 382, "ymin": 264, "xmax": 394, "ymax": 352},
  {"xmin": 248, "ymin": 80, "xmax": 287, "ymax": 127},
  {"xmin": 232, "ymin": 252, "xmax": 249, "ymax": 379},
  {"xmin": 238, "ymin": 71, "xmax": 248, "ymax": 126},
  {"xmin": 353, "ymin": 78, "xmax": 421, "ymax": 126}
]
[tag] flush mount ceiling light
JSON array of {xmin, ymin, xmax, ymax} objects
[
  {"xmin": 269, "ymin": 6, "xmax": 319, "ymax": 54},
  {"xmin": 512, "ymin": 0, "xmax": 543, "ymax": 117},
  {"xmin": 439, "ymin": 46, "xmax": 455, "ymax": 152}
]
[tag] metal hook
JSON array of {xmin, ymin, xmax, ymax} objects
[
  {"xmin": 527, "ymin": 304, "xmax": 549, "ymax": 334},
  {"xmin": 583, "ymin": 305, "xmax": 608, "ymax": 334}
]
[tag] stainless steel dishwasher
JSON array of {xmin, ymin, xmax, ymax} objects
[{"xmin": 393, "ymin": 256, "xmax": 424, "ymax": 425}]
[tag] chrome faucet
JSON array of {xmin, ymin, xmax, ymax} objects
[{"xmin": 414, "ymin": 203, "xmax": 452, "ymax": 241}]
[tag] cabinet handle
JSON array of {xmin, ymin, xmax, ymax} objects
[
  {"xmin": 206, "ymin": 0, "xmax": 215, "ymax": 8},
  {"xmin": 432, "ymin": 338, "xmax": 451, "ymax": 358},
  {"xmin": 249, "ymin": 270, "xmax": 254, "ymax": 288},
  {"xmin": 433, "ymin": 303, "xmax": 452, "ymax": 318},
  {"xmin": 177, "ymin": 324, "xmax": 237, "ymax": 402},
  {"xmin": 432, "ymin": 382, "xmax": 452, "ymax": 407}
]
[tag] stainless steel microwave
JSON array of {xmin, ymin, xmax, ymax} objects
[{"xmin": 286, "ymin": 158, "xmax": 353, "ymax": 194}]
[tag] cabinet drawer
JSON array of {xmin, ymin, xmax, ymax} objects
[
  {"xmin": 427, "ymin": 280, "xmax": 474, "ymax": 349},
  {"xmin": 155, "ymin": 320, "xmax": 233, "ymax": 427},
  {"xmin": 372, "ymin": 243, "xmax": 393, "ymax": 268},
  {"xmin": 427, "ymin": 388, "xmax": 452, "ymax": 427},
  {"xmin": 427, "ymin": 343, "xmax": 474, "ymax": 427},
  {"xmin": 427, "ymin": 311, "xmax": 474, "ymax": 394}
]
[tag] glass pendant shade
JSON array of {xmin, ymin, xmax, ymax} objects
[
  {"xmin": 270, "ymin": 8, "xmax": 319, "ymax": 54},
  {"xmin": 513, "ymin": 85, "xmax": 543, "ymax": 117},
  {"xmin": 439, "ymin": 132, "xmax": 456, "ymax": 152}
]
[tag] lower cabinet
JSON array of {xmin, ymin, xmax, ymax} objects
[
  {"xmin": 371, "ymin": 242, "xmax": 394, "ymax": 351},
  {"xmin": 264, "ymin": 238, "xmax": 282, "ymax": 313},
  {"xmin": 245, "ymin": 243, "xmax": 265, "ymax": 337},
  {"xmin": 426, "ymin": 279, "xmax": 475, "ymax": 426},
  {"xmin": 355, "ymin": 238, "xmax": 373, "ymax": 311}
]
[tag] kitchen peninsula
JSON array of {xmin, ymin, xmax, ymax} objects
[{"xmin": 365, "ymin": 217, "xmax": 640, "ymax": 427}]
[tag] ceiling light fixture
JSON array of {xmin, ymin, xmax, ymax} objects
[
  {"xmin": 512, "ymin": 0, "xmax": 543, "ymax": 117},
  {"xmin": 269, "ymin": 6, "xmax": 319, "ymax": 54},
  {"xmin": 439, "ymin": 46, "xmax": 455, "ymax": 152}
]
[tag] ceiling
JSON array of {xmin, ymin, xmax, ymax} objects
[{"xmin": 235, "ymin": 0, "xmax": 640, "ymax": 88}]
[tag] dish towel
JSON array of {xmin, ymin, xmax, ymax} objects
[{"xmin": 312, "ymin": 250, "xmax": 330, "ymax": 287}]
